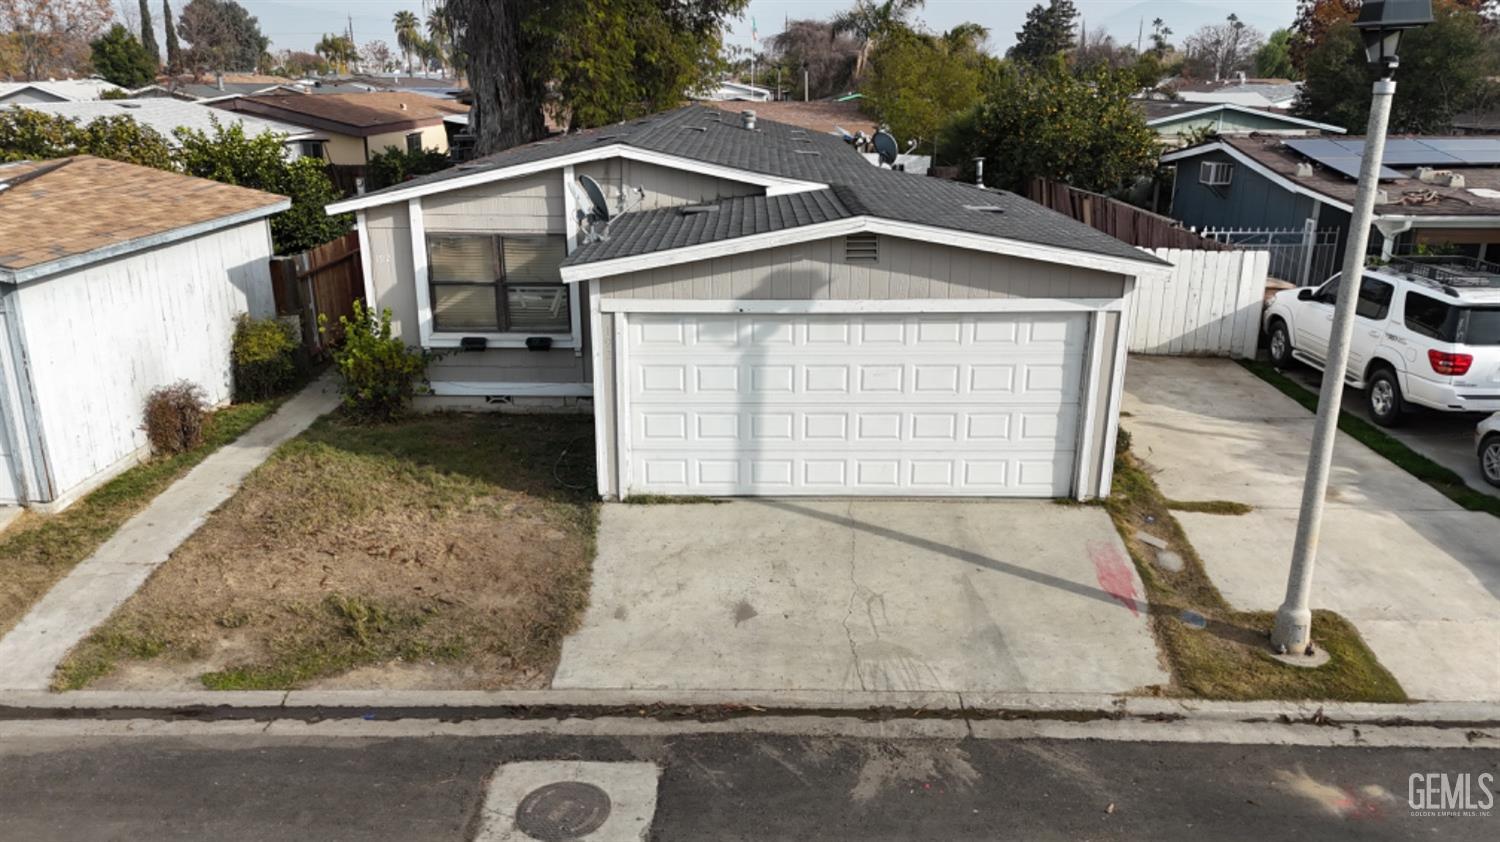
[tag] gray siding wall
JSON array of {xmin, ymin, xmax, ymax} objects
[
  {"xmin": 1169, "ymin": 149, "xmax": 1317, "ymax": 231},
  {"xmin": 364, "ymin": 201, "xmax": 590, "ymax": 385},
  {"xmin": 422, "ymin": 171, "xmax": 563, "ymax": 234},
  {"xmin": 575, "ymin": 159, "xmax": 761, "ymax": 211},
  {"xmin": 603, "ymin": 236, "xmax": 1127, "ymax": 300}
]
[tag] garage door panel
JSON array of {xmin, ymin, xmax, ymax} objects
[{"xmin": 622, "ymin": 312, "xmax": 1089, "ymax": 497}]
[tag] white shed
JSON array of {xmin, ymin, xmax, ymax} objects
[{"xmin": 0, "ymin": 156, "xmax": 289, "ymax": 511}]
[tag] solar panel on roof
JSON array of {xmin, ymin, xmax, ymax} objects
[
  {"xmin": 1284, "ymin": 138, "xmax": 1407, "ymax": 180},
  {"xmin": 1419, "ymin": 138, "xmax": 1500, "ymax": 164}
]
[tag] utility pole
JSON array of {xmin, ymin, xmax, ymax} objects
[{"xmin": 1272, "ymin": 0, "xmax": 1432, "ymax": 655}]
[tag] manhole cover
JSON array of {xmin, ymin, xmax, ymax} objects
[{"xmin": 515, "ymin": 781, "xmax": 612, "ymax": 840}]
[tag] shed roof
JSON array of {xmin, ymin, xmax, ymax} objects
[
  {"xmin": 224, "ymin": 91, "xmax": 467, "ymax": 135},
  {"xmin": 0, "ymin": 157, "xmax": 288, "ymax": 282}
]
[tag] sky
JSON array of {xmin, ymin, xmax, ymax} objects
[{"xmin": 156, "ymin": 0, "xmax": 1301, "ymax": 57}]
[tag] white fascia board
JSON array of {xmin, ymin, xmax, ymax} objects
[
  {"xmin": 1148, "ymin": 104, "xmax": 1346, "ymax": 134},
  {"xmin": 326, "ymin": 143, "xmax": 828, "ymax": 214},
  {"xmin": 1377, "ymin": 215, "xmax": 1500, "ymax": 227},
  {"xmin": 1160, "ymin": 142, "xmax": 1354, "ymax": 214},
  {"xmin": 600, "ymin": 298, "xmax": 1124, "ymax": 314},
  {"xmin": 561, "ymin": 216, "xmax": 1168, "ymax": 284},
  {"xmin": 0, "ymin": 200, "xmax": 290, "ymax": 285}
]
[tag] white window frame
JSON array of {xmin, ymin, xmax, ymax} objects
[{"xmin": 409, "ymin": 197, "xmax": 582, "ymax": 350}]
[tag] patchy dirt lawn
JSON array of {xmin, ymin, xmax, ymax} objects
[{"xmin": 56, "ymin": 413, "xmax": 598, "ymax": 691}]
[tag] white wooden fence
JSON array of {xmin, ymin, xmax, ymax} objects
[{"xmin": 1126, "ymin": 248, "xmax": 1270, "ymax": 358}]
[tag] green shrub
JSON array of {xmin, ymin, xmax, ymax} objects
[
  {"xmin": 142, "ymin": 381, "xmax": 207, "ymax": 455},
  {"xmin": 231, "ymin": 315, "xmax": 301, "ymax": 401},
  {"xmin": 367, "ymin": 145, "xmax": 451, "ymax": 190},
  {"xmin": 320, "ymin": 301, "xmax": 434, "ymax": 422}
]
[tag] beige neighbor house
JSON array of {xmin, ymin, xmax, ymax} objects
[
  {"xmin": 217, "ymin": 91, "xmax": 467, "ymax": 165},
  {"xmin": 0, "ymin": 157, "xmax": 287, "ymax": 511},
  {"xmin": 327, "ymin": 106, "xmax": 1169, "ymax": 502}
]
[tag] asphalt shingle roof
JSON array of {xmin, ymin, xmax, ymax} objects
[{"xmin": 364, "ymin": 105, "xmax": 1162, "ymax": 268}]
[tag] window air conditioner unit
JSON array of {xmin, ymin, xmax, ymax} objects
[{"xmin": 1199, "ymin": 161, "xmax": 1234, "ymax": 187}]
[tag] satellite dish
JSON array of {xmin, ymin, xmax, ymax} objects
[
  {"xmin": 872, "ymin": 130, "xmax": 899, "ymax": 166},
  {"xmin": 578, "ymin": 174, "xmax": 610, "ymax": 222}
]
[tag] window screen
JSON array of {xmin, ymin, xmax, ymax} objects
[
  {"xmin": 426, "ymin": 234, "xmax": 569, "ymax": 334},
  {"xmin": 406, "ymin": 132, "xmax": 423, "ymax": 153}
]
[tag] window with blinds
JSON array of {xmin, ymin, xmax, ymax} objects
[{"xmin": 426, "ymin": 233, "xmax": 570, "ymax": 334}]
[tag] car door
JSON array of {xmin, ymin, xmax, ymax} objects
[
  {"xmin": 1348, "ymin": 275, "xmax": 1395, "ymax": 379},
  {"xmin": 1297, "ymin": 275, "xmax": 1338, "ymax": 361}
]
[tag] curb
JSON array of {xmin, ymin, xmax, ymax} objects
[{"xmin": 1, "ymin": 689, "xmax": 1497, "ymax": 729}]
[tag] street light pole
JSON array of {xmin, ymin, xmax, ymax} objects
[{"xmin": 1271, "ymin": 0, "xmax": 1431, "ymax": 655}]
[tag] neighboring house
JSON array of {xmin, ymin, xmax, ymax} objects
[
  {"xmin": 326, "ymin": 106, "xmax": 1168, "ymax": 501},
  {"xmin": 216, "ymin": 92, "xmax": 468, "ymax": 166},
  {"xmin": 697, "ymin": 80, "xmax": 773, "ymax": 102},
  {"xmin": 706, "ymin": 99, "xmax": 876, "ymax": 137},
  {"xmin": 1136, "ymin": 100, "xmax": 1345, "ymax": 146},
  {"xmin": 1168, "ymin": 77, "xmax": 1301, "ymax": 111},
  {"xmin": 0, "ymin": 157, "xmax": 288, "ymax": 511},
  {"xmin": 129, "ymin": 73, "xmax": 300, "ymax": 103},
  {"xmin": 0, "ymin": 79, "xmax": 124, "ymax": 105},
  {"xmin": 1163, "ymin": 134, "xmax": 1500, "ymax": 265},
  {"xmin": 10, "ymin": 99, "xmax": 328, "ymax": 160}
]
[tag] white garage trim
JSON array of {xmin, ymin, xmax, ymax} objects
[
  {"xmin": 600, "ymin": 298, "xmax": 1125, "ymax": 314},
  {"xmin": 1097, "ymin": 285, "xmax": 1135, "ymax": 497},
  {"xmin": 1072, "ymin": 313, "xmax": 1108, "ymax": 497},
  {"xmin": 589, "ymin": 277, "xmax": 610, "ymax": 496}
]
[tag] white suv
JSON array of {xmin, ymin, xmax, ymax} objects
[
  {"xmin": 1263, "ymin": 257, "xmax": 1500, "ymax": 426},
  {"xmin": 1479, "ymin": 413, "xmax": 1500, "ymax": 487}
]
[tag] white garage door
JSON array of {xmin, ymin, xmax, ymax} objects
[{"xmin": 620, "ymin": 311, "xmax": 1091, "ymax": 497}]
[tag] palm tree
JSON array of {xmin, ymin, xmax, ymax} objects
[
  {"xmin": 426, "ymin": 7, "xmax": 450, "ymax": 75},
  {"xmin": 393, "ymin": 9, "xmax": 421, "ymax": 75},
  {"xmin": 830, "ymin": 0, "xmax": 925, "ymax": 80}
]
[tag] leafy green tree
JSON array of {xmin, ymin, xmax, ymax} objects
[
  {"xmin": 1294, "ymin": 4, "xmax": 1494, "ymax": 133},
  {"xmin": 1009, "ymin": 0, "xmax": 1079, "ymax": 65},
  {"xmin": 367, "ymin": 145, "xmax": 449, "ymax": 190},
  {"xmin": 865, "ymin": 24, "xmax": 992, "ymax": 152},
  {"xmin": 446, "ymin": 0, "xmax": 749, "ymax": 154},
  {"xmin": 177, "ymin": 0, "xmax": 267, "ymax": 73},
  {"xmin": 138, "ymin": 0, "xmax": 159, "ymax": 65},
  {"xmin": 315, "ymin": 32, "xmax": 357, "ymax": 72},
  {"xmin": 163, "ymin": 0, "xmax": 181, "ymax": 72},
  {"xmin": 1255, "ymin": 28, "xmax": 1296, "ymax": 79},
  {"xmin": 174, "ymin": 120, "xmax": 351, "ymax": 253},
  {"xmin": 940, "ymin": 57, "xmax": 1159, "ymax": 194},
  {"xmin": 0, "ymin": 108, "xmax": 174, "ymax": 168},
  {"xmin": 90, "ymin": 24, "xmax": 157, "ymax": 87}
]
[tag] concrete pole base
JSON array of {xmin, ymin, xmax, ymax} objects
[{"xmin": 1270, "ymin": 604, "xmax": 1312, "ymax": 655}]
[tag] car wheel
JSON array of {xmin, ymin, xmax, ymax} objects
[
  {"xmin": 1482, "ymin": 435, "xmax": 1500, "ymax": 488},
  {"xmin": 1267, "ymin": 320, "xmax": 1293, "ymax": 367},
  {"xmin": 1367, "ymin": 369, "xmax": 1405, "ymax": 427}
]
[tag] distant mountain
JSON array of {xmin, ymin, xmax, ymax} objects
[{"xmin": 1087, "ymin": 0, "xmax": 1296, "ymax": 50}]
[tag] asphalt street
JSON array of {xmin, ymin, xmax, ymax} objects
[{"xmin": 0, "ymin": 726, "xmax": 1495, "ymax": 841}]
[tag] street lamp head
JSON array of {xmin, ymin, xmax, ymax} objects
[{"xmin": 1355, "ymin": 0, "xmax": 1434, "ymax": 77}]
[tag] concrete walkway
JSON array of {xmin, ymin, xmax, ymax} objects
[
  {"xmin": 1124, "ymin": 357, "xmax": 1500, "ymax": 702},
  {"xmin": 0, "ymin": 377, "xmax": 339, "ymax": 691},
  {"xmin": 1284, "ymin": 366, "xmax": 1499, "ymax": 501},
  {"xmin": 554, "ymin": 500, "xmax": 1168, "ymax": 695}
]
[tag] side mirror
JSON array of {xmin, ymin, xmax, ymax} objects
[{"xmin": 1297, "ymin": 288, "xmax": 1315, "ymax": 301}]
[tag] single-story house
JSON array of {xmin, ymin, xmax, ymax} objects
[
  {"xmin": 1135, "ymin": 100, "xmax": 1345, "ymax": 146},
  {"xmin": 216, "ymin": 91, "xmax": 469, "ymax": 166},
  {"xmin": 326, "ymin": 106, "xmax": 1168, "ymax": 501},
  {"xmin": 10, "ymin": 99, "xmax": 328, "ymax": 160},
  {"xmin": 0, "ymin": 156, "xmax": 287, "ymax": 511},
  {"xmin": 0, "ymin": 79, "xmax": 124, "ymax": 105},
  {"xmin": 1163, "ymin": 134, "xmax": 1500, "ymax": 263},
  {"xmin": 1166, "ymin": 77, "xmax": 1300, "ymax": 111}
]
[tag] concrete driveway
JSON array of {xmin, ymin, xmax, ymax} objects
[
  {"xmin": 1124, "ymin": 357, "xmax": 1500, "ymax": 702},
  {"xmin": 553, "ymin": 500, "xmax": 1168, "ymax": 694}
]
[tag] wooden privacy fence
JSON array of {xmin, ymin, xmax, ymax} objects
[
  {"xmin": 1028, "ymin": 177, "xmax": 1232, "ymax": 252},
  {"xmin": 269, "ymin": 230, "xmax": 363, "ymax": 354},
  {"xmin": 1126, "ymin": 249, "xmax": 1270, "ymax": 358}
]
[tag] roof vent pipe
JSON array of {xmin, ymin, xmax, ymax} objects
[
  {"xmin": 1237, "ymin": 70, "xmax": 1246, "ymax": 85},
  {"xmin": 216, "ymin": 72, "xmax": 225, "ymax": 91},
  {"xmin": 974, "ymin": 157, "xmax": 985, "ymax": 187},
  {"xmin": 741, "ymin": 110, "xmax": 756, "ymax": 130}
]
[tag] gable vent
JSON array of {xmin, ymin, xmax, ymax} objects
[{"xmin": 845, "ymin": 232, "xmax": 879, "ymax": 262}]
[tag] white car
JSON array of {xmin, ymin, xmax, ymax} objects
[
  {"xmin": 1479, "ymin": 412, "xmax": 1500, "ymax": 487},
  {"xmin": 1263, "ymin": 257, "xmax": 1500, "ymax": 426}
]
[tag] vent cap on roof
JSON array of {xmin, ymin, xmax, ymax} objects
[{"xmin": 845, "ymin": 232, "xmax": 878, "ymax": 262}]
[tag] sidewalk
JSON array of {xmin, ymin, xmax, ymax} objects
[{"xmin": 0, "ymin": 377, "xmax": 339, "ymax": 691}]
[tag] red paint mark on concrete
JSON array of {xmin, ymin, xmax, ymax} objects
[{"xmin": 1088, "ymin": 540, "xmax": 1140, "ymax": 616}]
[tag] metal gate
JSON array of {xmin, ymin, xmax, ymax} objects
[{"xmin": 1199, "ymin": 221, "xmax": 1339, "ymax": 287}]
